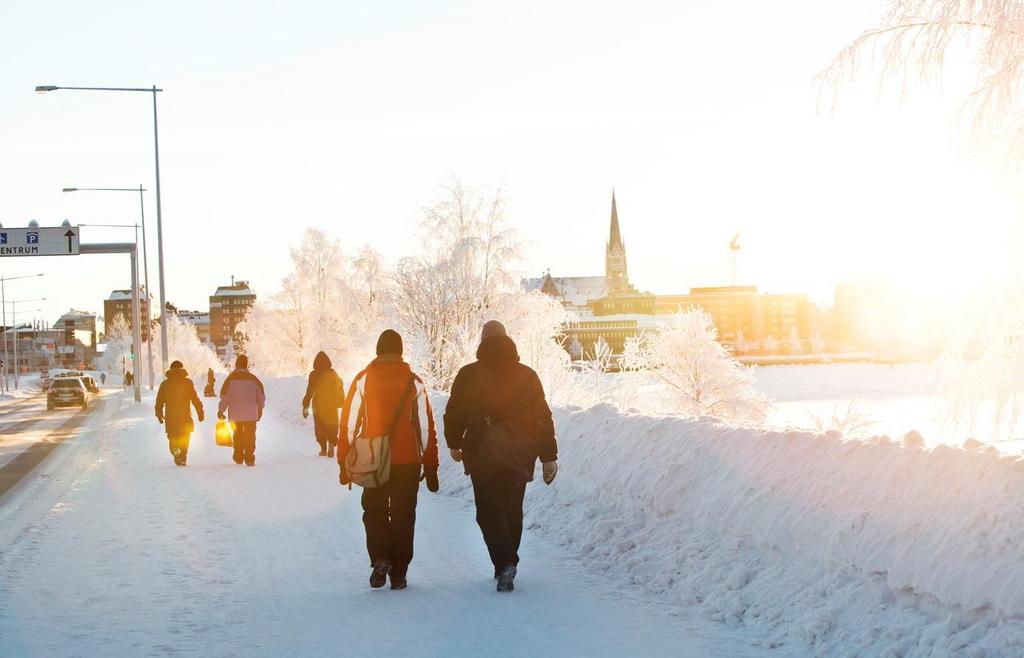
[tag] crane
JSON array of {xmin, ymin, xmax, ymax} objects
[{"xmin": 729, "ymin": 232, "xmax": 741, "ymax": 287}]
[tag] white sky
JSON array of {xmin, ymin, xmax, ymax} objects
[{"xmin": 0, "ymin": 0, "xmax": 1020, "ymax": 327}]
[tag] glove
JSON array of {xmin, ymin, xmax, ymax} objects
[
  {"xmin": 339, "ymin": 468, "xmax": 350, "ymax": 486},
  {"xmin": 197, "ymin": 410, "xmax": 205, "ymax": 423},
  {"xmin": 421, "ymin": 467, "xmax": 439, "ymax": 493},
  {"xmin": 156, "ymin": 415, "xmax": 164, "ymax": 425},
  {"xmin": 217, "ymin": 411, "xmax": 226, "ymax": 420},
  {"xmin": 450, "ymin": 448, "xmax": 463, "ymax": 463},
  {"xmin": 542, "ymin": 461, "xmax": 558, "ymax": 485},
  {"xmin": 302, "ymin": 407, "xmax": 309, "ymax": 419}
]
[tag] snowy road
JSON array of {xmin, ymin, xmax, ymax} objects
[{"xmin": 0, "ymin": 390, "xmax": 769, "ymax": 658}]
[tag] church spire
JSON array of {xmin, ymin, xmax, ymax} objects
[{"xmin": 608, "ymin": 189, "xmax": 624, "ymax": 249}]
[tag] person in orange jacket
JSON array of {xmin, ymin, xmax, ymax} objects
[{"xmin": 338, "ymin": 330, "xmax": 439, "ymax": 590}]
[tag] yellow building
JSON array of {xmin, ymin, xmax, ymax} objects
[{"xmin": 524, "ymin": 193, "xmax": 810, "ymax": 358}]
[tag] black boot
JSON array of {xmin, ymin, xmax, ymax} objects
[
  {"xmin": 369, "ymin": 558, "xmax": 391, "ymax": 589},
  {"xmin": 496, "ymin": 564, "xmax": 517, "ymax": 592},
  {"xmin": 390, "ymin": 573, "xmax": 407, "ymax": 590}
]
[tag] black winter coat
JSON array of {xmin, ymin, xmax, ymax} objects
[
  {"xmin": 302, "ymin": 351, "xmax": 345, "ymax": 426},
  {"xmin": 155, "ymin": 369, "xmax": 204, "ymax": 436},
  {"xmin": 444, "ymin": 336, "xmax": 557, "ymax": 477}
]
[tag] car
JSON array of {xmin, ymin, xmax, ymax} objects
[
  {"xmin": 80, "ymin": 375, "xmax": 99, "ymax": 394},
  {"xmin": 47, "ymin": 377, "xmax": 91, "ymax": 411}
]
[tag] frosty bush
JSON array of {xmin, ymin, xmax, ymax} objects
[
  {"xmin": 160, "ymin": 316, "xmax": 220, "ymax": 380},
  {"xmin": 627, "ymin": 309, "xmax": 769, "ymax": 423}
]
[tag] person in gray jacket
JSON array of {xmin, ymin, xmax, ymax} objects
[{"xmin": 217, "ymin": 355, "xmax": 266, "ymax": 466}]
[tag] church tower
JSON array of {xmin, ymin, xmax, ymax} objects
[{"xmin": 605, "ymin": 191, "xmax": 630, "ymax": 293}]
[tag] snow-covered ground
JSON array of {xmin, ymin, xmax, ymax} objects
[
  {"xmin": 0, "ymin": 384, "xmax": 769, "ymax": 658},
  {"xmin": 5, "ymin": 369, "xmax": 1024, "ymax": 657},
  {"xmin": 756, "ymin": 362, "xmax": 1024, "ymax": 452}
]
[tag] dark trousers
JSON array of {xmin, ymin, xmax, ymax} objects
[
  {"xmin": 167, "ymin": 433, "xmax": 191, "ymax": 459},
  {"xmin": 313, "ymin": 418, "xmax": 338, "ymax": 451},
  {"xmin": 361, "ymin": 463, "xmax": 421, "ymax": 577},
  {"xmin": 233, "ymin": 421, "xmax": 257, "ymax": 463},
  {"xmin": 471, "ymin": 472, "xmax": 527, "ymax": 569}
]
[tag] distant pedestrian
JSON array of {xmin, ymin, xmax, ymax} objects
[
  {"xmin": 302, "ymin": 351, "xmax": 345, "ymax": 457},
  {"xmin": 204, "ymin": 368, "xmax": 216, "ymax": 398},
  {"xmin": 124, "ymin": 371, "xmax": 134, "ymax": 388},
  {"xmin": 100, "ymin": 372, "xmax": 107, "ymax": 386},
  {"xmin": 217, "ymin": 355, "xmax": 265, "ymax": 467},
  {"xmin": 444, "ymin": 320, "xmax": 558, "ymax": 592},
  {"xmin": 155, "ymin": 360, "xmax": 204, "ymax": 467},
  {"xmin": 339, "ymin": 329, "xmax": 439, "ymax": 591}
]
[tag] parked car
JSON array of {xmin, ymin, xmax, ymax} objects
[
  {"xmin": 80, "ymin": 375, "xmax": 99, "ymax": 394},
  {"xmin": 47, "ymin": 378, "xmax": 91, "ymax": 411}
]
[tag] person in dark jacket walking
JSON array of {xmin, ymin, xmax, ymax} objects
[
  {"xmin": 302, "ymin": 351, "xmax": 345, "ymax": 457},
  {"xmin": 155, "ymin": 360, "xmax": 205, "ymax": 466},
  {"xmin": 204, "ymin": 368, "xmax": 216, "ymax": 398},
  {"xmin": 338, "ymin": 330, "xmax": 440, "ymax": 591},
  {"xmin": 444, "ymin": 320, "xmax": 558, "ymax": 592},
  {"xmin": 218, "ymin": 355, "xmax": 266, "ymax": 466}
]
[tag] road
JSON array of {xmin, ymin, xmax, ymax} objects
[
  {"xmin": 0, "ymin": 390, "xmax": 774, "ymax": 658},
  {"xmin": 0, "ymin": 389, "xmax": 110, "ymax": 497}
]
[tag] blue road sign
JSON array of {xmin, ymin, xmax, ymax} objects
[
  {"xmin": 26, "ymin": 232, "xmax": 39, "ymax": 244},
  {"xmin": 0, "ymin": 233, "xmax": 6, "ymax": 244}
]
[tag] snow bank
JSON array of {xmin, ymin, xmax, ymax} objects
[
  {"xmin": 437, "ymin": 401, "xmax": 1024, "ymax": 657},
  {"xmin": 258, "ymin": 376, "xmax": 1024, "ymax": 655}
]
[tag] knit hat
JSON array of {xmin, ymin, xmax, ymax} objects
[
  {"xmin": 376, "ymin": 329, "xmax": 403, "ymax": 356},
  {"xmin": 169, "ymin": 360, "xmax": 184, "ymax": 369},
  {"xmin": 481, "ymin": 320, "xmax": 508, "ymax": 341},
  {"xmin": 235, "ymin": 355, "xmax": 249, "ymax": 369}
]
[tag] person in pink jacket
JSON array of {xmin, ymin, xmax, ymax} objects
[{"xmin": 217, "ymin": 355, "xmax": 266, "ymax": 466}]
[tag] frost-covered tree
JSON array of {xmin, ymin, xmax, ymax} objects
[
  {"xmin": 821, "ymin": 0, "xmax": 1024, "ymax": 163},
  {"xmin": 238, "ymin": 228, "xmax": 380, "ymax": 379},
  {"xmin": 98, "ymin": 314, "xmax": 133, "ymax": 376},
  {"xmin": 161, "ymin": 316, "xmax": 220, "ymax": 379},
  {"xmin": 941, "ymin": 282, "xmax": 1024, "ymax": 439},
  {"xmin": 628, "ymin": 310, "xmax": 769, "ymax": 422},
  {"xmin": 392, "ymin": 176, "xmax": 523, "ymax": 389}
]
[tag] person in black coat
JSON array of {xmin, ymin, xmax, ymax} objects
[
  {"xmin": 302, "ymin": 351, "xmax": 345, "ymax": 457},
  {"xmin": 155, "ymin": 360, "xmax": 204, "ymax": 466},
  {"xmin": 444, "ymin": 320, "xmax": 558, "ymax": 592}
]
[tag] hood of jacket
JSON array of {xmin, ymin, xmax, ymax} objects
[
  {"xmin": 313, "ymin": 351, "xmax": 332, "ymax": 371},
  {"xmin": 476, "ymin": 335, "xmax": 520, "ymax": 366},
  {"xmin": 166, "ymin": 367, "xmax": 189, "ymax": 379}
]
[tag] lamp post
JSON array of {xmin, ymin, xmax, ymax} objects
[
  {"xmin": 0, "ymin": 274, "xmax": 44, "ymax": 392},
  {"xmin": 65, "ymin": 186, "xmax": 155, "ymax": 390},
  {"xmin": 6, "ymin": 298, "xmax": 46, "ymax": 390},
  {"xmin": 37, "ymin": 84, "xmax": 169, "ymax": 372}
]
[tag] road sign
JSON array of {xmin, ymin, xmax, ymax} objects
[{"xmin": 0, "ymin": 227, "xmax": 81, "ymax": 257}]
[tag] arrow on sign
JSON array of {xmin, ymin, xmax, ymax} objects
[{"xmin": 64, "ymin": 230, "xmax": 76, "ymax": 253}]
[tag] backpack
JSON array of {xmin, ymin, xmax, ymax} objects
[
  {"xmin": 475, "ymin": 417, "xmax": 537, "ymax": 482},
  {"xmin": 344, "ymin": 376, "xmax": 416, "ymax": 488}
]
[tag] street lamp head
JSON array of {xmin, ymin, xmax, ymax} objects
[
  {"xmin": 62, "ymin": 188, "xmax": 77, "ymax": 193},
  {"xmin": 27, "ymin": 220, "xmax": 39, "ymax": 228},
  {"xmin": 61, "ymin": 219, "xmax": 71, "ymax": 228},
  {"xmin": 35, "ymin": 85, "xmax": 58, "ymax": 94}
]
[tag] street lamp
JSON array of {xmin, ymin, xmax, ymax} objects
[
  {"xmin": 0, "ymin": 274, "xmax": 44, "ymax": 392},
  {"xmin": 6, "ymin": 297, "xmax": 47, "ymax": 390},
  {"xmin": 37, "ymin": 84, "xmax": 169, "ymax": 372},
  {"xmin": 65, "ymin": 186, "xmax": 155, "ymax": 390}
]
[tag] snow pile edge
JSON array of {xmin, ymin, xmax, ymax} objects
[{"xmin": 439, "ymin": 402, "xmax": 1024, "ymax": 656}]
